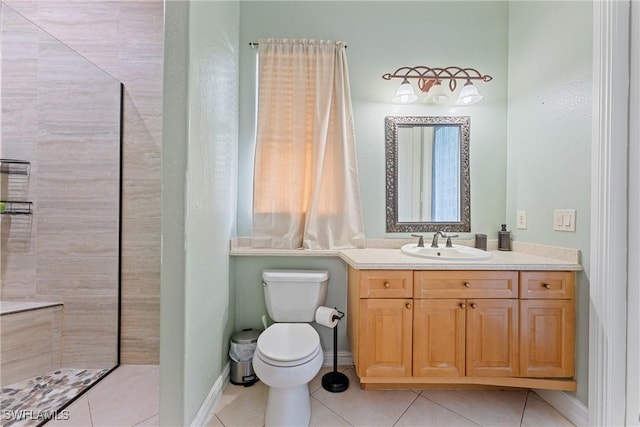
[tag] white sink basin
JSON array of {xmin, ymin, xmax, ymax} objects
[{"xmin": 401, "ymin": 243, "xmax": 492, "ymax": 261}]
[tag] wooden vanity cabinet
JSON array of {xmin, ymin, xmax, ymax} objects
[
  {"xmin": 347, "ymin": 267, "xmax": 577, "ymax": 391},
  {"xmin": 519, "ymin": 271, "xmax": 575, "ymax": 378},
  {"xmin": 465, "ymin": 298, "xmax": 519, "ymax": 377},
  {"xmin": 359, "ymin": 298, "xmax": 413, "ymax": 377},
  {"xmin": 413, "ymin": 298, "xmax": 465, "ymax": 377},
  {"xmin": 349, "ymin": 269, "xmax": 413, "ymax": 378},
  {"xmin": 413, "ymin": 271, "xmax": 519, "ymax": 378}
]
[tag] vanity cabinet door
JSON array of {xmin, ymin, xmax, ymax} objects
[
  {"xmin": 466, "ymin": 299, "xmax": 519, "ymax": 377},
  {"xmin": 413, "ymin": 299, "xmax": 466, "ymax": 377},
  {"xmin": 520, "ymin": 299, "xmax": 575, "ymax": 377},
  {"xmin": 358, "ymin": 298, "xmax": 413, "ymax": 378},
  {"xmin": 519, "ymin": 271, "xmax": 575, "ymax": 378}
]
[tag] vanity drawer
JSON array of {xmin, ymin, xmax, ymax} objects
[
  {"xmin": 358, "ymin": 270, "xmax": 413, "ymax": 298},
  {"xmin": 520, "ymin": 271, "xmax": 575, "ymax": 299},
  {"xmin": 414, "ymin": 271, "xmax": 518, "ymax": 299}
]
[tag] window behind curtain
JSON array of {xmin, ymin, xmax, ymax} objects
[
  {"xmin": 432, "ymin": 126, "xmax": 460, "ymax": 221},
  {"xmin": 251, "ymin": 39, "xmax": 364, "ymax": 249}
]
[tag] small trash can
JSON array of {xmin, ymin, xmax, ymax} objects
[{"xmin": 229, "ymin": 328, "xmax": 261, "ymax": 386}]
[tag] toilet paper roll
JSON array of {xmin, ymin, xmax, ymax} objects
[{"xmin": 315, "ymin": 306, "xmax": 339, "ymax": 328}]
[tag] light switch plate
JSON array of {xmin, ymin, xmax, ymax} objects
[
  {"xmin": 517, "ymin": 211, "xmax": 527, "ymax": 229},
  {"xmin": 553, "ymin": 209, "xmax": 576, "ymax": 232}
]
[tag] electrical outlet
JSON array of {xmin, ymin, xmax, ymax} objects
[
  {"xmin": 517, "ymin": 211, "xmax": 527, "ymax": 229},
  {"xmin": 553, "ymin": 209, "xmax": 576, "ymax": 232}
]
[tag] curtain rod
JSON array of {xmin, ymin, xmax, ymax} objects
[{"xmin": 249, "ymin": 42, "xmax": 347, "ymax": 48}]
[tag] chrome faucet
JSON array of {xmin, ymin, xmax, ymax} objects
[
  {"xmin": 431, "ymin": 231, "xmax": 446, "ymax": 248},
  {"xmin": 445, "ymin": 235, "xmax": 459, "ymax": 248},
  {"xmin": 411, "ymin": 234, "xmax": 424, "ymax": 247},
  {"xmin": 431, "ymin": 231, "xmax": 459, "ymax": 248}
]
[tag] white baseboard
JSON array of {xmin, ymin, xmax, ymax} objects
[
  {"xmin": 323, "ymin": 350, "xmax": 354, "ymax": 368},
  {"xmin": 191, "ymin": 362, "xmax": 230, "ymax": 427},
  {"xmin": 534, "ymin": 389, "xmax": 588, "ymax": 427}
]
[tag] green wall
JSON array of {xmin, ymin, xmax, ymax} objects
[
  {"xmin": 161, "ymin": 1, "xmax": 592, "ymax": 422},
  {"xmin": 161, "ymin": 1, "xmax": 239, "ymax": 425},
  {"xmin": 234, "ymin": 0, "xmax": 591, "ymax": 407},
  {"xmin": 237, "ymin": 1, "xmax": 510, "ymax": 239},
  {"xmin": 234, "ymin": 257, "xmax": 349, "ymax": 351},
  {"xmin": 506, "ymin": 1, "xmax": 591, "ymax": 406},
  {"xmin": 234, "ymin": 0, "xmax": 510, "ymax": 378},
  {"xmin": 161, "ymin": 2, "xmax": 188, "ymax": 424}
]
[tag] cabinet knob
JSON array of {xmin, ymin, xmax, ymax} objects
[
  {"xmin": 470, "ymin": 303, "xmax": 477, "ymax": 309},
  {"xmin": 464, "ymin": 282, "xmax": 471, "ymax": 288},
  {"xmin": 542, "ymin": 283, "xmax": 551, "ymax": 289},
  {"xmin": 384, "ymin": 282, "xmax": 391, "ymax": 288},
  {"xmin": 459, "ymin": 302, "xmax": 466, "ymax": 309},
  {"xmin": 405, "ymin": 302, "xmax": 412, "ymax": 309}
]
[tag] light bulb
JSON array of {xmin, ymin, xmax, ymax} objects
[
  {"xmin": 455, "ymin": 81, "xmax": 483, "ymax": 105},
  {"xmin": 424, "ymin": 81, "xmax": 449, "ymax": 104},
  {"xmin": 392, "ymin": 79, "xmax": 417, "ymax": 104}
]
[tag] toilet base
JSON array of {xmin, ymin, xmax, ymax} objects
[{"xmin": 264, "ymin": 384, "xmax": 311, "ymax": 427}]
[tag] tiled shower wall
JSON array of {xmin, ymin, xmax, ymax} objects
[
  {"xmin": 1, "ymin": 4, "xmax": 121, "ymax": 367},
  {"xmin": 1, "ymin": 0, "xmax": 163, "ymax": 364}
]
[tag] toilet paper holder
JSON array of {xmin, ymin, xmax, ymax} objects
[
  {"xmin": 322, "ymin": 308, "xmax": 349, "ymax": 393},
  {"xmin": 330, "ymin": 308, "xmax": 345, "ymax": 323}
]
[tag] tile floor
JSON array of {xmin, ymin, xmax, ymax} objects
[
  {"xmin": 45, "ymin": 365, "xmax": 159, "ymax": 427},
  {"xmin": 44, "ymin": 365, "xmax": 574, "ymax": 427},
  {"xmin": 211, "ymin": 366, "xmax": 575, "ymax": 427}
]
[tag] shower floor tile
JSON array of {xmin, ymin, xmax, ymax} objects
[{"xmin": 1, "ymin": 368, "xmax": 110, "ymax": 427}]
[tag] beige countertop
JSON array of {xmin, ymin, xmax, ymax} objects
[
  {"xmin": 230, "ymin": 238, "xmax": 582, "ymax": 271},
  {"xmin": 338, "ymin": 248, "xmax": 581, "ymax": 271}
]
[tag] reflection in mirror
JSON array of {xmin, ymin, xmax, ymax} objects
[
  {"xmin": 397, "ymin": 125, "xmax": 460, "ymax": 222},
  {"xmin": 386, "ymin": 116, "xmax": 470, "ymax": 233}
]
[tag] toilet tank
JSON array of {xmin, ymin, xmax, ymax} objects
[{"xmin": 262, "ymin": 269, "xmax": 329, "ymax": 322}]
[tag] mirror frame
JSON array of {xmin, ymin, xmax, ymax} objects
[{"xmin": 385, "ymin": 115, "xmax": 471, "ymax": 233}]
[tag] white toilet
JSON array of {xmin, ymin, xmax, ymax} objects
[{"xmin": 252, "ymin": 269, "xmax": 329, "ymax": 427}]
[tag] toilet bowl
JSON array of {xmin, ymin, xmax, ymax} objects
[
  {"xmin": 252, "ymin": 323, "xmax": 323, "ymax": 426},
  {"xmin": 252, "ymin": 269, "xmax": 329, "ymax": 427}
]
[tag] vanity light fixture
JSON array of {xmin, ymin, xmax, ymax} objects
[{"xmin": 382, "ymin": 66, "xmax": 492, "ymax": 105}]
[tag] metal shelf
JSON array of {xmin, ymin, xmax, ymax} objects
[
  {"xmin": 0, "ymin": 200, "xmax": 33, "ymax": 215},
  {"xmin": 0, "ymin": 159, "xmax": 31, "ymax": 175}
]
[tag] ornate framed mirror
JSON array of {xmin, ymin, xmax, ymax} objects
[{"xmin": 385, "ymin": 116, "xmax": 470, "ymax": 233}]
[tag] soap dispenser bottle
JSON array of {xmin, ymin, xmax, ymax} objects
[{"xmin": 498, "ymin": 224, "xmax": 511, "ymax": 251}]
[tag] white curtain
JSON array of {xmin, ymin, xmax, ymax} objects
[{"xmin": 252, "ymin": 39, "xmax": 365, "ymax": 249}]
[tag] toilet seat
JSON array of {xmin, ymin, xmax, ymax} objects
[{"xmin": 256, "ymin": 323, "xmax": 321, "ymax": 367}]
